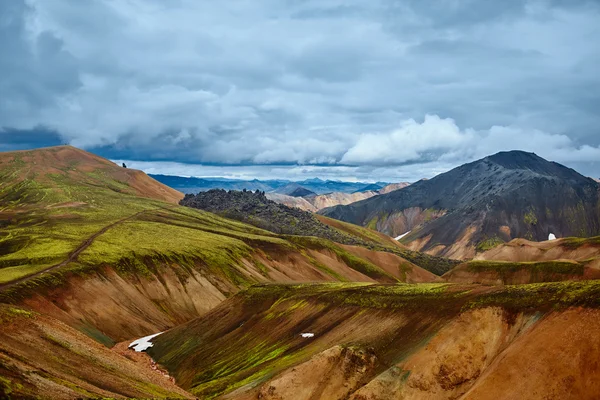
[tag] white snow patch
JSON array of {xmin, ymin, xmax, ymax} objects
[
  {"xmin": 300, "ymin": 333, "xmax": 315, "ymax": 338},
  {"xmin": 395, "ymin": 231, "xmax": 411, "ymax": 241},
  {"xmin": 129, "ymin": 332, "xmax": 163, "ymax": 352},
  {"xmin": 548, "ymin": 233, "xmax": 557, "ymax": 240}
]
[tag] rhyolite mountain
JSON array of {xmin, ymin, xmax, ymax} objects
[{"xmin": 321, "ymin": 151, "xmax": 600, "ymax": 259}]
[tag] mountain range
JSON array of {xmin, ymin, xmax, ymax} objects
[
  {"xmin": 321, "ymin": 151, "xmax": 600, "ymax": 258},
  {"xmin": 150, "ymin": 174, "xmax": 390, "ymax": 195},
  {"xmin": 2, "ymin": 145, "xmax": 600, "ymax": 399}
]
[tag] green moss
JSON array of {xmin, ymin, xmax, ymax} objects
[
  {"xmin": 366, "ymin": 215, "xmax": 380, "ymax": 230},
  {"xmin": 561, "ymin": 236, "xmax": 600, "ymax": 249},
  {"xmin": 286, "ymin": 236, "xmax": 397, "ymax": 282},
  {"xmin": 476, "ymin": 236, "xmax": 505, "ymax": 252},
  {"xmin": 465, "ymin": 260, "xmax": 584, "ymax": 283},
  {"xmin": 524, "ymin": 208, "xmax": 538, "ymax": 225},
  {"xmin": 465, "ymin": 280, "xmax": 600, "ymax": 311},
  {"xmin": 0, "ymin": 306, "xmax": 35, "ymax": 323}
]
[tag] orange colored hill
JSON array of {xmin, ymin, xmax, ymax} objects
[{"xmin": 0, "ymin": 145, "xmax": 183, "ymax": 204}]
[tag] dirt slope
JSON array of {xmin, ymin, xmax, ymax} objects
[
  {"xmin": 476, "ymin": 236, "xmax": 600, "ymax": 262},
  {"xmin": 0, "ymin": 304, "xmax": 193, "ymax": 399},
  {"xmin": 443, "ymin": 259, "xmax": 600, "ymax": 285},
  {"xmin": 149, "ymin": 281, "xmax": 600, "ymax": 399}
]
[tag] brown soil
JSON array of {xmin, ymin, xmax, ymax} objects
[
  {"xmin": 443, "ymin": 259, "xmax": 600, "ymax": 285},
  {"xmin": 408, "ymin": 226, "xmax": 477, "ymax": 260},
  {"xmin": 316, "ymin": 214, "xmax": 407, "ymax": 249},
  {"xmin": 256, "ymin": 345, "xmax": 378, "ymax": 400},
  {"xmin": 340, "ymin": 244, "xmax": 440, "ymax": 283},
  {"xmin": 462, "ymin": 308, "xmax": 600, "ymax": 400},
  {"xmin": 476, "ymin": 237, "xmax": 600, "ymax": 263},
  {"xmin": 0, "ymin": 304, "xmax": 194, "ymax": 399}
]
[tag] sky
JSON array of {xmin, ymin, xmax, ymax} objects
[{"xmin": 1, "ymin": 0, "xmax": 600, "ymax": 182}]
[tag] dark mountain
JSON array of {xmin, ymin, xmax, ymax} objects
[
  {"xmin": 321, "ymin": 151, "xmax": 600, "ymax": 259},
  {"xmin": 150, "ymin": 174, "xmax": 389, "ymax": 194},
  {"xmin": 274, "ymin": 183, "xmax": 316, "ymax": 197},
  {"xmin": 353, "ymin": 183, "xmax": 386, "ymax": 193},
  {"xmin": 297, "ymin": 179, "xmax": 389, "ymax": 194}
]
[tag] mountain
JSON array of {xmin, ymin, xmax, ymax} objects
[
  {"xmin": 305, "ymin": 191, "xmax": 379, "ymax": 210},
  {"xmin": 267, "ymin": 183, "xmax": 414, "ymax": 212},
  {"xmin": 265, "ymin": 193, "xmax": 317, "ymax": 211},
  {"xmin": 149, "ymin": 174, "xmax": 288, "ymax": 193},
  {"xmin": 321, "ymin": 151, "xmax": 600, "ymax": 259},
  {"xmin": 273, "ymin": 183, "xmax": 316, "ymax": 197},
  {"xmin": 150, "ymin": 174, "xmax": 390, "ymax": 195},
  {"xmin": 353, "ymin": 183, "xmax": 385, "ymax": 192},
  {"xmin": 378, "ymin": 182, "xmax": 411, "ymax": 194}
]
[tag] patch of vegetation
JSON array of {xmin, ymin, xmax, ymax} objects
[
  {"xmin": 524, "ymin": 208, "xmax": 538, "ymax": 226},
  {"xmin": 466, "ymin": 260, "xmax": 582, "ymax": 274},
  {"xmin": 0, "ymin": 306, "xmax": 36, "ymax": 323},
  {"xmin": 366, "ymin": 215, "xmax": 380, "ymax": 230},
  {"xmin": 476, "ymin": 236, "xmax": 505, "ymax": 252},
  {"xmin": 465, "ymin": 280, "xmax": 600, "ymax": 311},
  {"xmin": 560, "ymin": 236, "xmax": 600, "ymax": 250},
  {"xmin": 286, "ymin": 236, "xmax": 397, "ymax": 282}
]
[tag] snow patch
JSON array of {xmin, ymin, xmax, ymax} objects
[
  {"xmin": 129, "ymin": 332, "xmax": 163, "ymax": 352},
  {"xmin": 395, "ymin": 231, "xmax": 411, "ymax": 241},
  {"xmin": 300, "ymin": 333, "xmax": 315, "ymax": 338},
  {"xmin": 548, "ymin": 233, "xmax": 557, "ymax": 240}
]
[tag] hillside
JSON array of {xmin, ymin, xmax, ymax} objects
[
  {"xmin": 0, "ymin": 146, "xmax": 443, "ymax": 397},
  {"xmin": 321, "ymin": 151, "xmax": 600, "ymax": 259},
  {"xmin": 149, "ymin": 281, "xmax": 600, "ymax": 399},
  {"xmin": 180, "ymin": 189, "xmax": 460, "ymax": 275},
  {"xmin": 473, "ymin": 236, "xmax": 600, "ymax": 267}
]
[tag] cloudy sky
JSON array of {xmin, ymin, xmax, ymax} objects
[{"xmin": 1, "ymin": 0, "xmax": 599, "ymax": 182}]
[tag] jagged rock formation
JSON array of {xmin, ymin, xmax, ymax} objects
[{"xmin": 180, "ymin": 189, "xmax": 360, "ymax": 242}]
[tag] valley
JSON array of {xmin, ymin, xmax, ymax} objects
[{"xmin": 1, "ymin": 146, "xmax": 600, "ymax": 399}]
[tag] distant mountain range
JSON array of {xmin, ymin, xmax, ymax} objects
[
  {"xmin": 321, "ymin": 151, "xmax": 600, "ymax": 259},
  {"xmin": 150, "ymin": 175, "xmax": 390, "ymax": 195}
]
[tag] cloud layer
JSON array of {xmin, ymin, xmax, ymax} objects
[{"xmin": 1, "ymin": 0, "xmax": 599, "ymax": 180}]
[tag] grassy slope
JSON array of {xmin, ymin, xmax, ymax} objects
[
  {"xmin": 0, "ymin": 146, "xmax": 428, "ymax": 299},
  {"xmin": 149, "ymin": 280, "xmax": 600, "ymax": 399},
  {"xmin": 441, "ymin": 259, "xmax": 600, "ymax": 285}
]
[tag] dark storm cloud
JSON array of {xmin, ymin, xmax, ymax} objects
[
  {"xmin": 0, "ymin": 127, "xmax": 63, "ymax": 151},
  {"xmin": 0, "ymin": 0, "xmax": 599, "ymax": 181}
]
